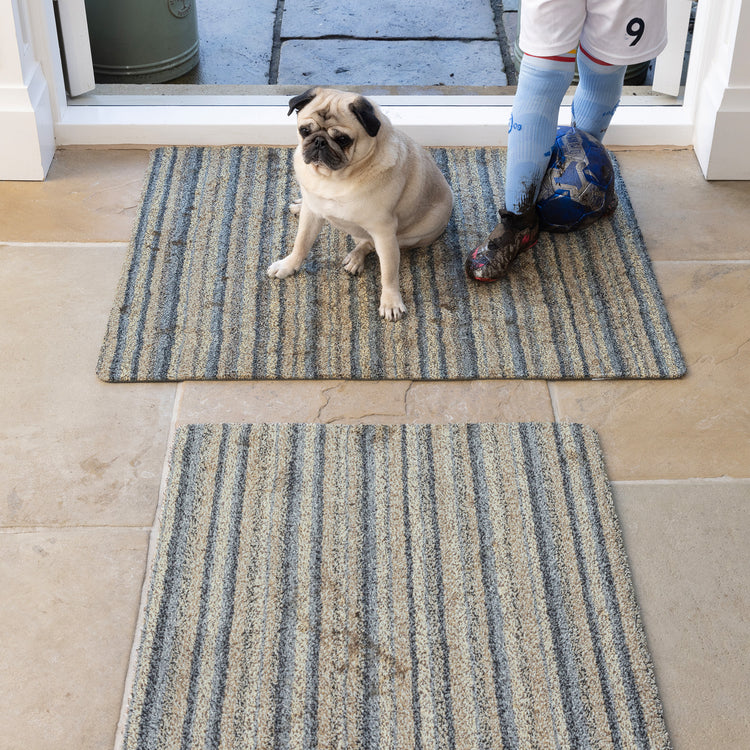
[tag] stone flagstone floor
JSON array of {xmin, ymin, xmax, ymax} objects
[
  {"xmin": 173, "ymin": 0, "xmax": 517, "ymax": 86},
  {"xmin": 0, "ymin": 144, "xmax": 748, "ymax": 748}
]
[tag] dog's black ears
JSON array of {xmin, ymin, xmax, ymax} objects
[
  {"xmin": 287, "ymin": 88, "xmax": 317, "ymax": 116},
  {"xmin": 349, "ymin": 97, "xmax": 381, "ymax": 137},
  {"xmin": 288, "ymin": 89, "xmax": 381, "ymax": 137}
]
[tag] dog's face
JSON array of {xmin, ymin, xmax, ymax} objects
[{"xmin": 288, "ymin": 87, "xmax": 382, "ymax": 172}]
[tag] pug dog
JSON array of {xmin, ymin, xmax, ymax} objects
[{"xmin": 267, "ymin": 87, "xmax": 453, "ymax": 321}]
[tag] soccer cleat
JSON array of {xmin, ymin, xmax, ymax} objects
[{"xmin": 465, "ymin": 208, "xmax": 540, "ymax": 281}]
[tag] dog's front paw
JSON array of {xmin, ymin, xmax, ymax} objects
[
  {"xmin": 379, "ymin": 291, "xmax": 407, "ymax": 321},
  {"xmin": 289, "ymin": 197, "xmax": 302, "ymax": 215},
  {"xmin": 267, "ymin": 257, "xmax": 300, "ymax": 279},
  {"xmin": 343, "ymin": 251, "xmax": 366, "ymax": 276},
  {"xmin": 343, "ymin": 241, "xmax": 373, "ymax": 276}
]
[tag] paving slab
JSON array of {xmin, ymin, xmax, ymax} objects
[
  {"xmin": 0, "ymin": 244, "xmax": 175, "ymax": 528},
  {"xmin": 616, "ymin": 148, "xmax": 750, "ymax": 261},
  {"xmin": 175, "ymin": 0, "xmax": 277, "ymax": 84},
  {"xmin": 0, "ymin": 148, "xmax": 150, "ymax": 243},
  {"xmin": 0, "ymin": 528, "xmax": 149, "ymax": 750},
  {"xmin": 612, "ymin": 481, "xmax": 750, "ymax": 750},
  {"xmin": 278, "ymin": 39, "xmax": 506, "ymax": 86},
  {"xmin": 550, "ymin": 261, "xmax": 750, "ymax": 481},
  {"xmin": 281, "ymin": 0, "xmax": 497, "ymax": 39},
  {"xmin": 175, "ymin": 379, "xmax": 553, "ymax": 425}
]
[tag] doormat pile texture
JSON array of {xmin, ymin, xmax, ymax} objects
[
  {"xmin": 117, "ymin": 422, "xmax": 670, "ymax": 749},
  {"xmin": 98, "ymin": 146, "xmax": 685, "ymax": 382}
]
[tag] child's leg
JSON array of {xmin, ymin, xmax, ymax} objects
[
  {"xmin": 505, "ymin": 54, "xmax": 576, "ymax": 214},
  {"xmin": 571, "ymin": 48, "xmax": 627, "ymax": 141},
  {"xmin": 466, "ymin": 53, "xmax": 575, "ymax": 281}
]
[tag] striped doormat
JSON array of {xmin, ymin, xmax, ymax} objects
[
  {"xmin": 117, "ymin": 423, "xmax": 670, "ymax": 749},
  {"xmin": 97, "ymin": 146, "xmax": 685, "ymax": 382}
]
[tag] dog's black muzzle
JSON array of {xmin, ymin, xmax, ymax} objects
[{"xmin": 303, "ymin": 135, "xmax": 345, "ymax": 170}]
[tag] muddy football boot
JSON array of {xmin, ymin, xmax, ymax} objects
[
  {"xmin": 602, "ymin": 185, "xmax": 619, "ymax": 217},
  {"xmin": 465, "ymin": 208, "xmax": 540, "ymax": 281}
]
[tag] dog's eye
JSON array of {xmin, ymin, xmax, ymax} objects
[
  {"xmin": 334, "ymin": 134, "xmax": 353, "ymax": 149},
  {"xmin": 299, "ymin": 126, "xmax": 311, "ymax": 137}
]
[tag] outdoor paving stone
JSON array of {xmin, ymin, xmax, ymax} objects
[
  {"xmin": 281, "ymin": 0, "xmax": 497, "ymax": 39},
  {"xmin": 175, "ymin": 0, "xmax": 277, "ymax": 84},
  {"xmin": 278, "ymin": 40, "xmax": 507, "ymax": 86}
]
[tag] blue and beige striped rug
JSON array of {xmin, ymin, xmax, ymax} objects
[
  {"xmin": 117, "ymin": 422, "xmax": 670, "ymax": 749},
  {"xmin": 98, "ymin": 146, "xmax": 685, "ymax": 382}
]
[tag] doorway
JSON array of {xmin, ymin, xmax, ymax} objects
[{"xmin": 68, "ymin": 0, "xmax": 695, "ymax": 103}]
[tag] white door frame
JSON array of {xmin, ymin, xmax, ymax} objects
[
  {"xmin": 0, "ymin": 0, "xmax": 56, "ymax": 180},
  {"xmin": 2, "ymin": 0, "xmax": 749, "ymax": 180}
]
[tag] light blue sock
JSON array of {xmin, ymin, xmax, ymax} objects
[
  {"xmin": 505, "ymin": 55, "xmax": 575, "ymax": 215},
  {"xmin": 571, "ymin": 51, "xmax": 627, "ymax": 141}
]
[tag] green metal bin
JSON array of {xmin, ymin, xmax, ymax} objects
[{"xmin": 85, "ymin": 0, "xmax": 199, "ymax": 83}]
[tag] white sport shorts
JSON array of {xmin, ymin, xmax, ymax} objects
[{"xmin": 519, "ymin": 0, "xmax": 668, "ymax": 66}]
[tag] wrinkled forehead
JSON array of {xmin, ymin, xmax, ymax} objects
[{"xmin": 301, "ymin": 91, "xmax": 357, "ymax": 126}]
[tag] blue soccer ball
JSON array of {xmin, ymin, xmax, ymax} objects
[{"xmin": 536, "ymin": 126, "xmax": 618, "ymax": 232}]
